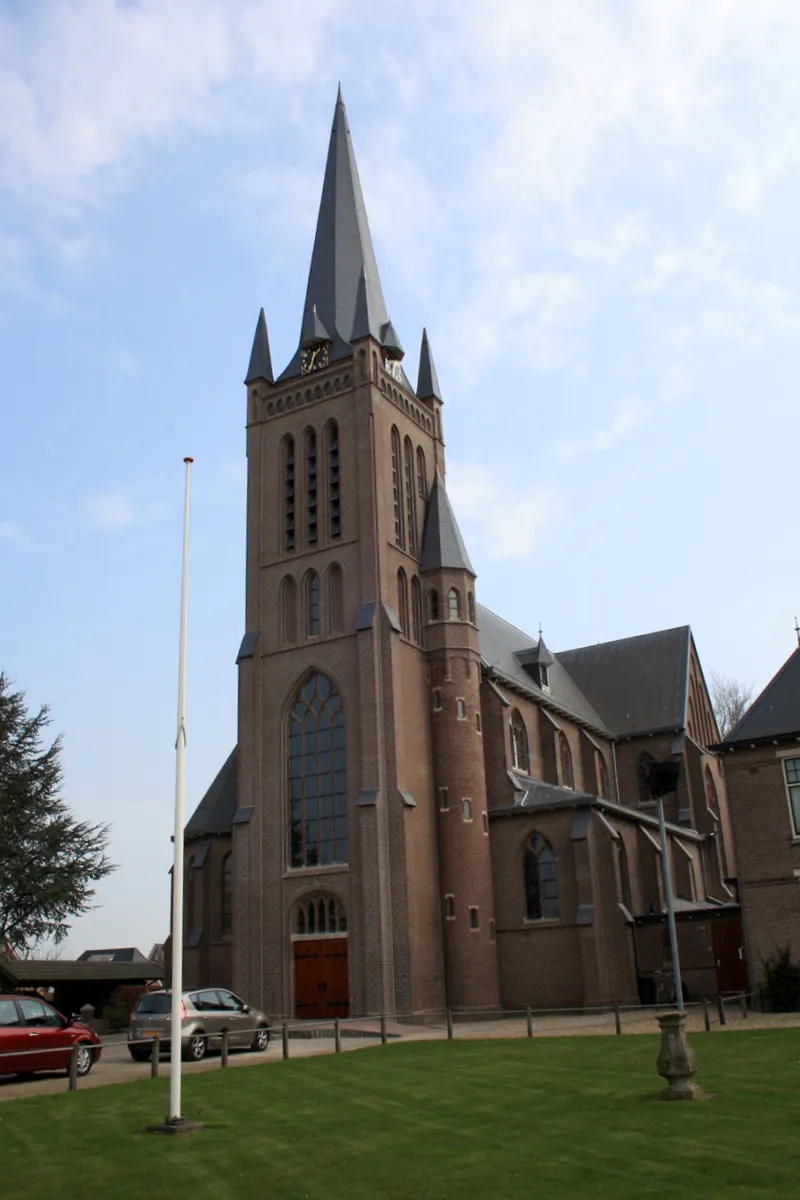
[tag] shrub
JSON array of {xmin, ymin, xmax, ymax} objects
[{"xmin": 761, "ymin": 946, "xmax": 800, "ymax": 1012}]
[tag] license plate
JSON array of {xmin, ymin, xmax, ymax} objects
[{"xmin": 141, "ymin": 1030, "xmax": 161, "ymax": 1039}]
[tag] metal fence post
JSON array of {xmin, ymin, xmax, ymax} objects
[
  {"xmin": 334, "ymin": 1018, "xmax": 341, "ymax": 1053},
  {"xmin": 221, "ymin": 1029, "xmax": 229, "ymax": 1068},
  {"xmin": 445, "ymin": 1009, "xmax": 453, "ymax": 1040},
  {"xmin": 703, "ymin": 998, "xmax": 711, "ymax": 1032},
  {"xmin": 740, "ymin": 993, "xmax": 748, "ymax": 1019},
  {"xmin": 380, "ymin": 1013, "xmax": 387, "ymax": 1045},
  {"xmin": 151, "ymin": 1036, "xmax": 160, "ymax": 1078},
  {"xmin": 526, "ymin": 1007, "xmax": 533, "ymax": 1038},
  {"xmin": 717, "ymin": 996, "xmax": 727, "ymax": 1026},
  {"xmin": 613, "ymin": 1004, "xmax": 622, "ymax": 1036},
  {"xmin": 68, "ymin": 1044, "xmax": 79, "ymax": 1091},
  {"xmin": 282, "ymin": 1021, "xmax": 289, "ymax": 1059}
]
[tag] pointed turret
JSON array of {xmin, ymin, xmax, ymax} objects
[
  {"xmin": 417, "ymin": 328, "xmax": 442, "ymax": 401},
  {"xmin": 279, "ymin": 89, "xmax": 394, "ymax": 379},
  {"xmin": 381, "ymin": 320, "xmax": 404, "ymax": 360},
  {"xmin": 419, "ymin": 467, "xmax": 475, "ymax": 575},
  {"xmin": 245, "ymin": 308, "xmax": 274, "ymax": 384}
]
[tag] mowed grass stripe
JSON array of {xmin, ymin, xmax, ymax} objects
[{"xmin": 2, "ymin": 1031, "xmax": 800, "ymax": 1199}]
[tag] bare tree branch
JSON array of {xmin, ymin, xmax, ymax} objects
[{"xmin": 710, "ymin": 671, "xmax": 755, "ymax": 739}]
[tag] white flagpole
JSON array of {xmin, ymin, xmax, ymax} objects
[{"xmin": 169, "ymin": 456, "xmax": 193, "ymax": 1125}]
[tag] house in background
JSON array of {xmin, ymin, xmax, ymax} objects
[
  {"xmin": 720, "ymin": 644, "xmax": 800, "ymax": 995},
  {"xmin": 78, "ymin": 947, "xmax": 148, "ymax": 964}
]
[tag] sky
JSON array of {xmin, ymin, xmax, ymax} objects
[{"xmin": 2, "ymin": 0, "xmax": 799, "ymax": 958}]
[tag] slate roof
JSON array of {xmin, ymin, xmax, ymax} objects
[
  {"xmin": 556, "ymin": 627, "xmax": 691, "ymax": 737},
  {"xmin": 417, "ymin": 328, "xmax": 442, "ymax": 401},
  {"xmin": 476, "ymin": 605, "xmax": 611, "ymax": 735},
  {"xmin": 419, "ymin": 468, "xmax": 475, "ymax": 574},
  {"xmin": 77, "ymin": 947, "xmax": 146, "ymax": 963},
  {"xmin": 185, "ymin": 747, "xmax": 238, "ymax": 838},
  {"xmin": 279, "ymin": 89, "xmax": 394, "ymax": 380},
  {"xmin": 724, "ymin": 646, "xmax": 800, "ymax": 744},
  {"xmin": 244, "ymin": 308, "xmax": 273, "ymax": 384}
]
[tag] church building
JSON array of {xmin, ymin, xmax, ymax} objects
[{"xmin": 179, "ymin": 92, "xmax": 747, "ymax": 1019}]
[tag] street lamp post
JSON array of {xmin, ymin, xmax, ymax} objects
[{"xmin": 647, "ymin": 760, "xmax": 684, "ymax": 1013}]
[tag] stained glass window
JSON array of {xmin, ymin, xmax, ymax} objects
[{"xmin": 288, "ymin": 673, "xmax": 347, "ymax": 868}]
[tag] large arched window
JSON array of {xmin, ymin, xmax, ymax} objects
[
  {"xmin": 404, "ymin": 437, "xmax": 417, "ymax": 554},
  {"xmin": 304, "ymin": 429, "xmax": 318, "ymax": 546},
  {"xmin": 221, "ymin": 853, "xmax": 233, "ymax": 939},
  {"xmin": 638, "ymin": 753, "xmax": 654, "ymax": 804},
  {"xmin": 305, "ymin": 570, "xmax": 320, "ymax": 638},
  {"xmin": 416, "ymin": 446, "xmax": 427, "ymax": 499},
  {"xmin": 524, "ymin": 834, "xmax": 559, "ymax": 920},
  {"xmin": 411, "ymin": 576, "xmax": 423, "ymax": 644},
  {"xmin": 397, "ymin": 568, "xmax": 409, "ymax": 636},
  {"xmin": 429, "ymin": 588, "xmax": 440, "ymax": 621},
  {"xmin": 558, "ymin": 732, "xmax": 574, "ymax": 789},
  {"xmin": 282, "ymin": 436, "xmax": 296, "ymax": 552},
  {"xmin": 288, "ymin": 673, "xmax": 347, "ymax": 868},
  {"xmin": 294, "ymin": 895, "xmax": 348, "ymax": 936},
  {"xmin": 596, "ymin": 752, "xmax": 610, "ymax": 799},
  {"xmin": 468, "ymin": 592, "xmax": 476, "ymax": 624},
  {"xmin": 326, "ymin": 421, "xmax": 341, "ymax": 540},
  {"xmin": 280, "ymin": 575, "xmax": 297, "ymax": 644},
  {"xmin": 326, "ymin": 563, "xmax": 343, "ymax": 634},
  {"xmin": 448, "ymin": 588, "xmax": 460, "ymax": 620},
  {"xmin": 510, "ymin": 710, "xmax": 529, "ymax": 772},
  {"xmin": 390, "ymin": 426, "xmax": 405, "ymax": 548}
]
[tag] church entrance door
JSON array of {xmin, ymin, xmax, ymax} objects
[
  {"xmin": 294, "ymin": 938, "xmax": 349, "ymax": 1019},
  {"xmin": 711, "ymin": 919, "xmax": 749, "ymax": 995}
]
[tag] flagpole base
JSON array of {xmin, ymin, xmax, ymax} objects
[{"xmin": 145, "ymin": 1116, "xmax": 205, "ymax": 1136}]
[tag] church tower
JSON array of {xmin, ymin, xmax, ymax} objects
[{"xmin": 233, "ymin": 90, "xmax": 470, "ymax": 1019}]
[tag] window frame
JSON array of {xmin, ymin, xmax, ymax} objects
[
  {"xmin": 782, "ymin": 754, "xmax": 800, "ymax": 838},
  {"xmin": 523, "ymin": 833, "xmax": 559, "ymax": 923},
  {"xmin": 287, "ymin": 672, "xmax": 348, "ymax": 870},
  {"xmin": 462, "ymin": 797, "xmax": 473, "ymax": 822}
]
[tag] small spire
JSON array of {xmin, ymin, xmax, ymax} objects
[
  {"xmin": 244, "ymin": 308, "xmax": 273, "ymax": 384},
  {"xmin": 417, "ymin": 328, "xmax": 442, "ymax": 401},
  {"xmin": 419, "ymin": 466, "xmax": 475, "ymax": 575},
  {"xmin": 337, "ymin": 82, "xmax": 343, "ymax": 105},
  {"xmin": 381, "ymin": 319, "xmax": 404, "ymax": 360},
  {"xmin": 301, "ymin": 302, "xmax": 331, "ymax": 347}
]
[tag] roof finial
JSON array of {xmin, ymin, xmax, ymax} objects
[
  {"xmin": 538, "ymin": 622, "xmax": 543, "ymax": 641},
  {"xmin": 795, "ymin": 616, "xmax": 800, "ymax": 647}
]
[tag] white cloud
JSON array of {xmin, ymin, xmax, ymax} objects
[
  {"xmin": 82, "ymin": 489, "xmax": 166, "ymax": 532},
  {"xmin": 555, "ymin": 399, "xmax": 647, "ymax": 463},
  {"xmin": 446, "ymin": 462, "xmax": 560, "ymax": 561}
]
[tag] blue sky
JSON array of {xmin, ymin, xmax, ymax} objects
[{"xmin": 2, "ymin": 0, "xmax": 799, "ymax": 958}]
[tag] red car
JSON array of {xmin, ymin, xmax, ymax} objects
[{"xmin": 0, "ymin": 994, "xmax": 102, "ymax": 1080}]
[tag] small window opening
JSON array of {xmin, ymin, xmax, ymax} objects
[
  {"xmin": 456, "ymin": 698, "xmax": 466, "ymax": 720},
  {"xmin": 463, "ymin": 798, "xmax": 472, "ymax": 821},
  {"xmin": 445, "ymin": 894, "xmax": 455, "ymax": 920},
  {"xmin": 469, "ymin": 907, "xmax": 480, "ymax": 930},
  {"xmin": 439, "ymin": 787, "xmax": 449, "ymax": 811}
]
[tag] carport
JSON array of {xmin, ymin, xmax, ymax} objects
[{"xmin": 0, "ymin": 958, "xmax": 163, "ymax": 1023}]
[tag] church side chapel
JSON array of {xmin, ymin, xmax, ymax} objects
[{"xmin": 178, "ymin": 91, "xmax": 747, "ymax": 1020}]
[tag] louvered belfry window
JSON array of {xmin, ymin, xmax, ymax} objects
[
  {"xmin": 328, "ymin": 422, "xmax": 341, "ymax": 539},
  {"xmin": 391, "ymin": 426, "xmax": 404, "ymax": 548},
  {"xmin": 283, "ymin": 436, "xmax": 296, "ymax": 551}
]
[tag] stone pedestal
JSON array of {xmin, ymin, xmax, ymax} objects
[{"xmin": 656, "ymin": 1010, "xmax": 699, "ymax": 1100}]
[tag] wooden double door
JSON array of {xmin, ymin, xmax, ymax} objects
[
  {"xmin": 712, "ymin": 919, "xmax": 749, "ymax": 995},
  {"xmin": 294, "ymin": 938, "xmax": 349, "ymax": 1019}
]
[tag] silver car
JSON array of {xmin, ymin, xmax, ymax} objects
[{"xmin": 127, "ymin": 988, "xmax": 270, "ymax": 1062}]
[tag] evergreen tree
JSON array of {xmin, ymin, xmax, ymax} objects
[{"xmin": 0, "ymin": 673, "xmax": 115, "ymax": 954}]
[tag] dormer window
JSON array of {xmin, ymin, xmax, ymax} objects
[{"xmin": 537, "ymin": 664, "xmax": 550, "ymax": 690}]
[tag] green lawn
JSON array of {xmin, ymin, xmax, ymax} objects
[{"xmin": 3, "ymin": 1031, "xmax": 800, "ymax": 1199}]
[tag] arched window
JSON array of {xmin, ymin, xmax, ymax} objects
[
  {"xmin": 704, "ymin": 766, "xmax": 719, "ymax": 816},
  {"xmin": 221, "ymin": 853, "xmax": 233, "ymax": 939},
  {"xmin": 282, "ymin": 436, "xmax": 296, "ymax": 551},
  {"xmin": 280, "ymin": 575, "xmax": 297, "ymax": 644},
  {"xmin": 294, "ymin": 895, "xmax": 347, "ymax": 936},
  {"xmin": 305, "ymin": 571, "xmax": 320, "ymax": 638},
  {"xmin": 558, "ymin": 732, "xmax": 574, "ymax": 789},
  {"xmin": 638, "ymin": 753, "xmax": 654, "ymax": 804},
  {"xmin": 304, "ymin": 429, "xmax": 318, "ymax": 545},
  {"xmin": 448, "ymin": 588, "xmax": 460, "ymax": 620},
  {"xmin": 411, "ymin": 576, "xmax": 423, "ymax": 644},
  {"xmin": 288, "ymin": 673, "xmax": 347, "ymax": 868},
  {"xmin": 390, "ymin": 426, "xmax": 405, "ymax": 548},
  {"xmin": 403, "ymin": 437, "xmax": 417, "ymax": 554},
  {"xmin": 468, "ymin": 592, "xmax": 476, "ymax": 624},
  {"xmin": 616, "ymin": 838, "xmax": 632, "ymax": 913},
  {"xmin": 326, "ymin": 421, "xmax": 341, "ymax": 540},
  {"xmin": 524, "ymin": 834, "xmax": 559, "ymax": 920},
  {"xmin": 397, "ymin": 568, "xmax": 409, "ymax": 636},
  {"xmin": 596, "ymin": 752, "xmax": 610, "ymax": 798},
  {"xmin": 326, "ymin": 563, "xmax": 343, "ymax": 634},
  {"xmin": 416, "ymin": 446, "xmax": 427, "ymax": 499},
  {"xmin": 510, "ymin": 710, "xmax": 529, "ymax": 772},
  {"xmin": 429, "ymin": 588, "xmax": 440, "ymax": 621}
]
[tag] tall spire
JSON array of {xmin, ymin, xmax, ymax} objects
[
  {"xmin": 279, "ymin": 88, "xmax": 392, "ymax": 380},
  {"xmin": 419, "ymin": 467, "xmax": 475, "ymax": 575},
  {"xmin": 245, "ymin": 308, "xmax": 273, "ymax": 384},
  {"xmin": 417, "ymin": 328, "xmax": 442, "ymax": 401}
]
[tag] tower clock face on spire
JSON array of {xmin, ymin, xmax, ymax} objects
[{"xmin": 301, "ymin": 341, "xmax": 331, "ymax": 374}]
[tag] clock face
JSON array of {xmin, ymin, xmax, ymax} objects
[
  {"xmin": 301, "ymin": 342, "xmax": 330, "ymax": 374},
  {"xmin": 384, "ymin": 357, "xmax": 404, "ymax": 382}
]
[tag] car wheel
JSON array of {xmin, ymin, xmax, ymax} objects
[
  {"xmin": 128, "ymin": 1045, "xmax": 153, "ymax": 1063},
  {"xmin": 73, "ymin": 1042, "xmax": 95, "ymax": 1077},
  {"xmin": 183, "ymin": 1033, "xmax": 206, "ymax": 1062},
  {"xmin": 251, "ymin": 1025, "xmax": 270, "ymax": 1052}
]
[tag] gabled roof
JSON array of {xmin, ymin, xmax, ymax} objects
[
  {"xmin": 419, "ymin": 468, "xmax": 475, "ymax": 575},
  {"xmin": 556, "ymin": 626, "xmax": 691, "ymax": 737},
  {"xmin": 279, "ymin": 89, "xmax": 393, "ymax": 380},
  {"xmin": 185, "ymin": 747, "xmax": 237, "ymax": 838},
  {"xmin": 476, "ymin": 605, "xmax": 610, "ymax": 734},
  {"xmin": 724, "ymin": 646, "xmax": 800, "ymax": 744}
]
